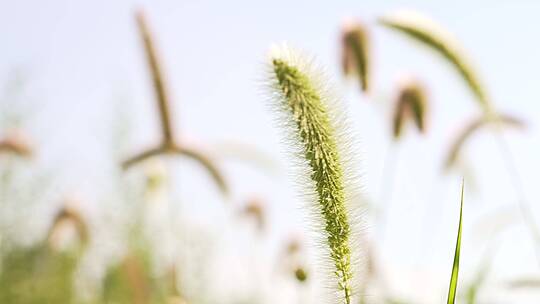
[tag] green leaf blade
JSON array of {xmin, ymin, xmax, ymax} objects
[{"xmin": 448, "ymin": 181, "xmax": 465, "ymax": 304}]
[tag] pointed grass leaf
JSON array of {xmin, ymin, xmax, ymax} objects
[{"xmin": 448, "ymin": 180, "xmax": 465, "ymax": 304}]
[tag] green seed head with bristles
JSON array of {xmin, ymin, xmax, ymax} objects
[{"xmin": 268, "ymin": 48, "xmax": 356, "ymax": 304}]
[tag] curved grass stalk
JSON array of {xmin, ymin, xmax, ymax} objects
[
  {"xmin": 507, "ymin": 277, "xmax": 540, "ymax": 289},
  {"xmin": 268, "ymin": 47, "xmax": 359, "ymax": 304},
  {"xmin": 341, "ymin": 20, "xmax": 370, "ymax": 93},
  {"xmin": 446, "ymin": 114, "xmax": 540, "ymax": 267},
  {"xmin": 377, "ymin": 78, "xmax": 427, "ymax": 244},
  {"xmin": 379, "ymin": 10, "xmax": 492, "ymax": 114},
  {"xmin": 124, "ymin": 10, "xmax": 229, "ymax": 196},
  {"xmin": 136, "ymin": 10, "xmax": 175, "ymax": 143},
  {"xmin": 122, "ymin": 146, "xmax": 164, "ymax": 170},
  {"xmin": 444, "ymin": 114, "xmax": 525, "ymax": 170},
  {"xmin": 123, "ymin": 143, "xmax": 229, "ymax": 195},
  {"xmin": 378, "ymin": 14, "xmax": 537, "ymax": 252},
  {"xmin": 170, "ymin": 145, "xmax": 229, "ymax": 195},
  {"xmin": 379, "ymin": 12, "xmax": 538, "ymax": 261},
  {"xmin": 493, "ymin": 131, "xmax": 540, "ymax": 267}
]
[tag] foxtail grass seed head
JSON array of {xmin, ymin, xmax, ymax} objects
[
  {"xmin": 294, "ymin": 266, "xmax": 308, "ymax": 283},
  {"xmin": 280, "ymin": 237, "xmax": 310, "ymax": 284},
  {"xmin": 392, "ymin": 77, "xmax": 428, "ymax": 139},
  {"xmin": 241, "ymin": 197, "xmax": 266, "ymax": 233},
  {"xmin": 341, "ymin": 20, "xmax": 370, "ymax": 93},
  {"xmin": 379, "ymin": 10, "xmax": 492, "ymax": 114},
  {"xmin": 0, "ymin": 130, "xmax": 33, "ymax": 158},
  {"xmin": 48, "ymin": 203, "xmax": 89, "ymax": 250},
  {"xmin": 267, "ymin": 46, "xmax": 361, "ymax": 304},
  {"xmin": 286, "ymin": 238, "xmax": 302, "ymax": 256}
]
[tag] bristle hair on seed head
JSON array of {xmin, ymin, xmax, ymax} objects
[{"xmin": 266, "ymin": 45, "xmax": 366, "ymax": 304}]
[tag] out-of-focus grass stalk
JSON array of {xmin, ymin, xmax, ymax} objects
[
  {"xmin": 444, "ymin": 114, "xmax": 525, "ymax": 170},
  {"xmin": 379, "ymin": 10, "xmax": 492, "ymax": 114},
  {"xmin": 123, "ymin": 10, "xmax": 228, "ymax": 196},
  {"xmin": 380, "ymin": 9, "xmax": 540, "ymax": 269},
  {"xmin": 136, "ymin": 10, "xmax": 175, "ymax": 144},
  {"xmin": 376, "ymin": 77, "xmax": 428, "ymax": 243},
  {"xmin": 446, "ymin": 114, "xmax": 540, "ymax": 265},
  {"xmin": 464, "ymin": 241, "xmax": 497, "ymax": 304},
  {"xmin": 492, "ymin": 129, "xmax": 540, "ymax": 266}
]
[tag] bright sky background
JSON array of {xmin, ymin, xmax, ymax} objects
[{"xmin": 2, "ymin": 0, "xmax": 540, "ymax": 303}]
